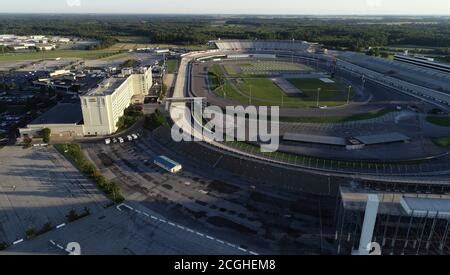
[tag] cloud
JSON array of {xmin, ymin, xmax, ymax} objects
[
  {"xmin": 365, "ymin": 0, "xmax": 383, "ymax": 9},
  {"xmin": 66, "ymin": 0, "xmax": 81, "ymax": 7}
]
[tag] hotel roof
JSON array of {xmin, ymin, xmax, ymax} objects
[{"xmin": 83, "ymin": 77, "xmax": 126, "ymax": 97}]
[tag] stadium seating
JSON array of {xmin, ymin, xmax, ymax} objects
[{"xmin": 214, "ymin": 40, "xmax": 317, "ymax": 53}]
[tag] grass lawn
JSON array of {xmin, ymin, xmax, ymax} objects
[
  {"xmin": 426, "ymin": 116, "xmax": 450, "ymax": 127},
  {"xmin": 432, "ymin": 137, "xmax": 450, "ymax": 148},
  {"xmin": 208, "ymin": 63, "xmax": 348, "ymax": 108},
  {"xmin": 240, "ymin": 61, "xmax": 309, "ymax": 74},
  {"xmin": 278, "ymin": 109, "xmax": 392, "ymax": 123},
  {"xmin": 224, "ymin": 64, "xmax": 240, "ymax": 75},
  {"xmin": 287, "ymin": 78, "xmax": 349, "ymax": 102},
  {"xmin": 229, "ymin": 77, "xmax": 347, "ymax": 107},
  {"xmin": 209, "ymin": 64, "xmax": 225, "ymax": 77},
  {"xmin": 166, "ymin": 59, "xmax": 178, "ymax": 73}
]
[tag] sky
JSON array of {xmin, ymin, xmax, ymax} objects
[{"xmin": 1, "ymin": 0, "xmax": 449, "ymax": 15}]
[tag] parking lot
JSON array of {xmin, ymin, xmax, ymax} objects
[
  {"xmin": 84, "ymin": 129, "xmax": 338, "ymax": 255},
  {"xmin": 0, "ymin": 146, "xmax": 110, "ymax": 246},
  {"xmin": 4, "ymin": 202, "xmax": 250, "ymax": 255}
]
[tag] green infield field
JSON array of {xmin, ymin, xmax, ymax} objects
[
  {"xmin": 223, "ymin": 60, "xmax": 311, "ymax": 76},
  {"xmin": 207, "ymin": 60, "xmax": 351, "ymax": 107}
]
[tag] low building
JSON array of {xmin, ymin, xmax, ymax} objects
[{"xmin": 19, "ymin": 103, "xmax": 84, "ymax": 139}]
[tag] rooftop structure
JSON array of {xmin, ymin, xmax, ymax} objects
[
  {"xmin": 283, "ymin": 133, "xmax": 347, "ymax": 146},
  {"xmin": 355, "ymin": 132, "xmax": 410, "ymax": 145},
  {"xmin": 29, "ymin": 103, "xmax": 83, "ymax": 125},
  {"xmin": 84, "ymin": 77, "xmax": 127, "ymax": 96},
  {"xmin": 401, "ymin": 197, "xmax": 450, "ymax": 218}
]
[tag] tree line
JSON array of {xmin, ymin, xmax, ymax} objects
[{"xmin": 0, "ymin": 15, "xmax": 448, "ymax": 51}]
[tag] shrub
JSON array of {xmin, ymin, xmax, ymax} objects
[
  {"xmin": 67, "ymin": 209, "xmax": 79, "ymax": 222},
  {"xmin": 0, "ymin": 242, "xmax": 9, "ymax": 251},
  {"xmin": 26, "ymin": 228, "xmax": 36, "ymax": 239}
]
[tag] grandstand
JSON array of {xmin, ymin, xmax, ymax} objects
[
  {"xmin": 213, "ymin": 39, "xmax": 318, "ymax": 52},
  {"xmin": 394, "ymin": 54, "xmax": 450, "ymax": 74}
]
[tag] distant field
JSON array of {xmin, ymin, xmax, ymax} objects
[
  {"xmin": 112, "ymin": 41, "xmax": 208, "ymax": 51},
  {"xmin": 0, "ymin": 42, "xmax": 209, "ymax": 62},
  {"xmin": 0, "ymin": 48, "xmax": 123, "ymax": 62}
]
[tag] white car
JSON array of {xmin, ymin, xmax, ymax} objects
[
  {"xmin": 131, "ymin": 134, "xmax": 139, "ymax": 140},
  {"xmin": 127, "ymin": 135, "xmax": 133, "ymax": 142},
  {"xmin": 104, "ymin": 138, "xmax": 111, "ymax": 145},
  {"xmin": 118, "ymin": 137, "xmax": 124, "ymax": 144}
]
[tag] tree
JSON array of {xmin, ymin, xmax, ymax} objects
[{"xmin": 41, "ymin": 128, "xmax": 51, "ymax": 143}]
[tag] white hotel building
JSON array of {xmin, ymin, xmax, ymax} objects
[{"xmin": 20, "ymin": 67, "xmax": 153, "ymax": 139}]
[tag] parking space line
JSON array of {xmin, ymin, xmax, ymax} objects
[
  {"xmin": 13, "ymin": 239, "xmax": 24, "ymax": 245},
  {"xmin": 120, "ymin": 205, "xmax": 258, "ymax": 255},
  {"xmin": 56, "ymin": 223, "xmax": 66, "ymax": 229}
]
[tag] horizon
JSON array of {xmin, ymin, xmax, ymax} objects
[
  {"xmin": 1, "ymin": 0, "xmax": 450, "ymax": 16},
  {"xmin": 0, "ymin": 12, "xmax": 449, "ymax": 17}
]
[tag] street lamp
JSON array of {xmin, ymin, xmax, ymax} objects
[
  {"xmin": 347, "ymin": 85, "xmax": 352, "ymax": 104},
  {"xmin": 316, "ymin": 88, "xmax": 321, "ymax": 107}
]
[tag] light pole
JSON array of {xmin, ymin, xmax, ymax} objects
[
  {"xmin": 249, "ymin": 84, "xmax": 252, "ymax": 105},
  {"xmin": 347, "ymin": 85, "xmax": 352, "ymax": 105},
  {"xmin": 291, "ymin": 38, "xmax": 295, "ymax": 64},
  {"xmin": 316, "ymin": 88, "xmax": 321, "ymax": 108}
]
